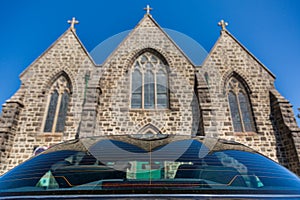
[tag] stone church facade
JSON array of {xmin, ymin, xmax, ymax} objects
[{"xmin": 0, "ymin": 12, "xmax": 300, "ymax": 175}]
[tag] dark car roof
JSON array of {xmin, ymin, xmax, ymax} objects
[
  {"xmin": 1, "ymin": 134, "xmax": 300, "ymax": 199},
  {"xmin": 45, "ymin": 134, "xmax": 256, "ymax": 154}
]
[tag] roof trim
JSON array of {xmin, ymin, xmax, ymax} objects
[
  {"xmin": 146, "ymin": 14, "xmax": 195, "ymax": 66},
  {"xmin": 200, "ymin": 31, "xmax": 223, "ymax": 66},
  {"xmin": 202, "ymin": 29, "xmax": 276, "ymax": 79},
  {"xmin": 222, "ymin": 29, "xmax": 276, "ymax": 79},
  {"xmin": 101, "ymin": 14, "xmax": 195, "ymax": 67}
]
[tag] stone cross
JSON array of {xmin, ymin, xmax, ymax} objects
[
  {"xmin": 68, "ymin": 17, "xmax": 79, "ymax": 30},
  {"xmin": 144, "ymin": 5, "xmax": 153, "ymax": 15},
  {"xmin": 218, "ymin": 19, "xmax": 228, "ymax": 30}
]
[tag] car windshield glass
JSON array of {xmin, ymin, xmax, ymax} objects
[{"xmin": 0, "ymin": 137, "xmax": 300, "ymax": 195}]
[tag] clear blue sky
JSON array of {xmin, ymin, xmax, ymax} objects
[{"xmin": 0, "ymin": 0, "xmax": 299, "ymax": 124}]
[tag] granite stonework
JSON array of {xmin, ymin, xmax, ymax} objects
[{"xmin": 0, "ymin": 14, "xmax": 299, "ymax": 175}]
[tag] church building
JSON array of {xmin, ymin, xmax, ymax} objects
[{"xmin": 0, "ymin": 8, "xmax": 299, "ymax": 175}]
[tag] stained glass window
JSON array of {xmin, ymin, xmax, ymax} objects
[
  {"xmin": 227, "ymin": 77, "xmax": 255, "ymax": 132},
  {"xmin": 44, "ymin": 76, "xmax": 71, "ymax": 133},
  {"xmin": 131, "ymin": 51, "xmax": 169, "ymax": 109}
]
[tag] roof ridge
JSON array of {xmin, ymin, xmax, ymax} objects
[
  {"xmin": 222, "ymin": 29, "xmax": 275, "ymax": 79},
  {"xmin": 100, "ymin": 14, "xmax": 195, "ymax": 67}
]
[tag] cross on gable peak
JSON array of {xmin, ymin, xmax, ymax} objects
[
  {"xmin": 218, "ymin": 19, "xmax": 228, "ymax": 31},
  {"xmin": 67, "ymin": 17, "xmax": 79, "ymax": 30},
  {"xmin": 143, "ymin": 5, "xmax": 153, "ymax": 15}
]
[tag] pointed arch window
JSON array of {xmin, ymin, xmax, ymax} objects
[
  {"xmin": 227, "ymin": 77, "xmax": 255, "ymax": 132},
  {"xmin": 44, "ymin": 76, "xmax": 71, "ymax": 133},
  {"xmin": 131, "ymin": 51, "xmax": 169, "ymax": 109}
]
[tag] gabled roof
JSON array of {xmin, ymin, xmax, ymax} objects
[
  {"xmin": 102, "ymin": 13, "xmax": 195, "ymax": 66},
  {"xmin": 20, "ymin": 28, "xmax": 96, "ymax": 79},
  {"xmin": 224, "ymin": 29, "xmax": 275, "ymax": 78},
  {"xmin": 205, "ymin": 28, "xmax": 275, "ymax": 79}
]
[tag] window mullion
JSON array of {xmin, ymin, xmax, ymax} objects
[
  {"xmin": 236, "ymin": 92, "xmax": 245, "ymax": 132},
  {"xmin": 42, "ymin": 94, "xmax": 52, "ymax": 132},
  {"xmin": 52, "ymin": 93, "xmax": 62, "ymax": 133},
  {"xmin": 154, "ymin": 72, "xmax": 157, "ymax": 109},
  {"xmin": 142, "ymin": 71, "xmax": 144, "ymax": 109},
  {"xmin": 167, "ymin": 74, "xmax": 169, "ymax": 108}
]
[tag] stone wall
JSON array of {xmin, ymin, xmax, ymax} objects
[
  {"xmin": 270, "ymin": 89, "xmax": 300, "ymax": 174},
  {"xmin": 0, "ymin": 101, "xmax": 23, "ymax": 174}
]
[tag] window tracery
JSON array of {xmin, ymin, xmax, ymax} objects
[
  {"xmin": 44, "ymin": 76, "xmax": 71, "ymax": 133},
  {"xmin": 227, "ymin": 77, "xmax": 255, "ymax": 132},
  {"xmin": 131, "ymin": 51, "xmax": 169, "ymax": 109}
]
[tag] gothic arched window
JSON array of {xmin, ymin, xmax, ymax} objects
[
  {"xmin": 227, "ymin": 77, "xmax": 255, "ymax": 132},
  {"xmin": 44, "ymin": 76, "xmax": 71, "ymax": 133},
  {"xmin": 131, "ymin": 51, "xmax": 169, "ymax": 109}
]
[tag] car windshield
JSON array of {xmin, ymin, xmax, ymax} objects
[{"xmin": 0, "ymin": 135, "xmax": 300, "ymax": 196}]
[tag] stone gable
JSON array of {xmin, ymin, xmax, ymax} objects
[
  {"xmin": 80, "ymin": 14, "xmax": 199, "ymax": 137},
  {"xmin": 0, "ymin": 29, "xmax": 95, "ymax": 173}
]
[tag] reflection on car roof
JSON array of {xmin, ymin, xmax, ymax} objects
[{"xmin": 45, "ymin": 135, "xmax": 255, "ymax": 154}]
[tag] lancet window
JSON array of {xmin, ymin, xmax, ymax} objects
[
  {"xmin": 227, "ymin": 77, "xmax": 255, "ymax": 132},
  {"xmin": 44, "ymin": 76, "xmax": 71, "ymax": 133}
]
